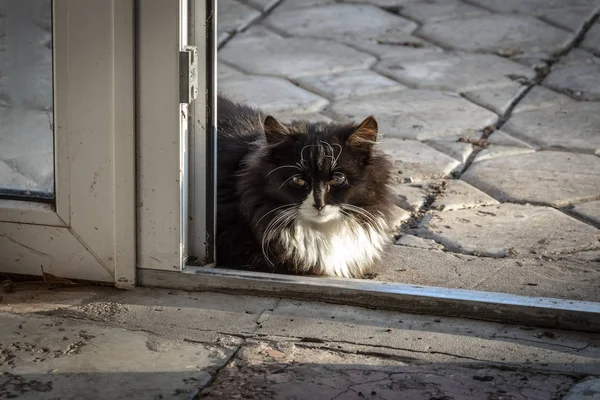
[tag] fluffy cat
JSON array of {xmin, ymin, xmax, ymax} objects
[{"xmin": 216, "ymin": 95, "xmax": 396, "ymax": 278}]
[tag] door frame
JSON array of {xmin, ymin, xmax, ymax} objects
[{"xmin": 0, "ymin": 0, "xmax": 135, "ymax": 288}]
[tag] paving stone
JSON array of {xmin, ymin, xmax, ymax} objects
[
  {"xmin": 390, "ymin": 205, "xmax": 411, "ymax": 229},
  {"xmin": 373, "ymin": 246, "xmax": 600, "ymax": 302},
  {"xmin": 218, "ymin": 76, "xmax": 328, "ymax": 114},
  {"xmin": 395, "ymin": 234, "xmax": 444, "ymax": 250},
  {"xmin": 462, "ymin": 151, "xmax": 600, "ymax": 207},
  {"xmin": 341, "ymin": 0, "xmax": 418, "ymax": 6},
  {"xmin": 255, "ymin": 300, "xmax": 600, "ymax": 373},
  {"xmin": 512, "ymin": 85, "xmax": 575, "ymax": 113},
  {"xmin": 466, "ymin": 0, "xmax": 597, "ymax": 15},
  {"xmin": 245, "ymin": 0, "xmax": 279, "ymax": 11},
  {"xmin": 418, "ymin": 15, "xmax": 569, "ymax": 55},
  {"xmin": 376, "ymin": 53, "xmax": 535, "ymax": 92},
  {"xmin": 485, "ymin": 131, "xmax": 533, "ymax": 148},
  {"xmin": 295, "ymin": 70, "xmax": 406, "ymax": 101},
  {"xmin": 473, "ymin": 131, "xmax": 535, "ymax": 163},
  {"xmin": 276, "ymin": 0, "xmax": 335, "ymax": 11},
  {"xmin": 563, "ymin": 378, "xmax": 600, "ymax": 400},
  {"xmin": 463, "ymin": 83, "xmax": 525, "ymax": 115},
  {"xmin": 381, "ymin": 139, "xmax": 460, "ymax": 182},
  {"xmin": 272, "ymin": 112, "xmax": 333, "ymax": 124},
  {"xmin": 264, "ymin": 4, "xmax": 417, "ymax": 43},
  {"xmin": 0, "ymin": 284, "xmax": 111, "ymax": 314},
  {"xmin": 473, "ymin": 146, "xmax": 535, "ymax": 163},
  {"xmin": 329, "ymin": 90, "xmax": 497, "ymax": 141},
  {"xmin": 426, "ymin": 139, "xmax": 473, "ymax": 163},
  {"xmin": 201, "ymin": 339, "xmax": 577, "ymax": 400},
  {"xmin": 503, "ymin": 99, "xmax": 600, "ymax": 153},
  {"xmin": 218, "ymin": 0, "xmax": 261, "ymax": 39},
  {"xmin": 218, "ymin": 62, "xmax": 244, "ymax": 81},
  {"xmin": 219, "ymin": 36, "xmax": 375, "ymax": 79},
  {"xmin": 582, "ymin": 23, "xmax": 600, "ymax": 55},
  {"xmin": 58, "ymin": 288, "xmax": 278, "ymax": 344},
  {"xmin": 545, "ymin": 49, "xmax": 600, "ymax": 101},
  {"xmin": 399, "ymin": 0, "xmax": 490, "ymax": 23},
  {"xmin": 431, "ymin": 179, "xmax": 498, "ymax": 211},
  {"xmin": 539, "ymin": 7, "xmax": 591, "ymax": 31},
  {"xmin": 235, "ymin": 24, "xmax": 282, "ymax": 39},
  {"xmin": 0, "ymin": 313, "xmax": 235, "ymax": 400},
  {"xmin": 389, "ymin": 181, "xmax": 430, "ymax": 211},
  {"xmin": 568, "ymin": 200, "xmax": 600, "ymax": 227},
  {"xmin": 352, "ymin": 34, "xmax": 443, "ymax": 60},
  {"xmin": 417, "ymin": 203, "xmax": 600, "ymax": 258}
]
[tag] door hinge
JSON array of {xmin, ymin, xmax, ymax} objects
[{"xmin": 179, "ymin": 46, "xmax": 198, "ymax": 104}]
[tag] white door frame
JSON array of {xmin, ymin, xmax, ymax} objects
[{"xmin": 0, "ymin": 0, "xmax": 135, "ymax": 288}]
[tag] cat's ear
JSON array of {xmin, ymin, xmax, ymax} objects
[
  {"xmin": 348, "ymin": 116, "xmax": 378, "ymax": 148},
  {"xmin": 263, "ymin": 116, "xmax": 290, "ymax": 144}
]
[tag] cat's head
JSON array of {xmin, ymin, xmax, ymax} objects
[{"xmin": 239, "ymin": 114, "xmax": 395, "ymax": 229}]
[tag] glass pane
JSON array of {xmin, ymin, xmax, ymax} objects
[{"xmin": 0, "ymin": 0, "xmax": 54, "ymax": 199}]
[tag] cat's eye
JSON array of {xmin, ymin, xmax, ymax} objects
[
  {"xmin": 292, "ymin": 176, "xmax": 306, "ymax": 187},
  {"xmin": 330, "ymin": 173, "xmax": 347, "ymax": 186}
]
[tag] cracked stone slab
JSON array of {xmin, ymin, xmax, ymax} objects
[
  {"xmin": 426, "ymin": 139, "xmax": 473, "ymax": 163},
  {"xmin": 431, "ymin": 179, "xmax": 498, "ymax": 211},
  {"xmin": 245, "ymin": 0, "xmax": 279, "ymax": 11},
  {"xmin": 218, "ymin": 76, "xmax": 329, "ymax": 114},
  {"xmin": 199, "ymin": 340, "xmax": 575, "ymax": 400},
  {"xmin": 396, "ymin": 234, "xmax": 445, "ymax": 250},
  {"xmin": 0, "ymin": 284, "xmax": 112, "ymax": 314},
  {"xmin": 373, "ymin": 246, "xmax": 600, "ymax": 302},
  {"xmin": 272, "ymin": 112, "xmax": 333, "ymax": 124},
  {"xmin": 418, "ymin": 15, "xmax": 569, "ymax": 55},
  {"xmin": 265, "ymin": 4, "xmax": 418, "ymax": 43},
  {"xmin": 473, "ymin": 131, "xmax": 535, "ymax": 163},
  {"xmin": 463, "ymin": 151, "xmax": 600, "ymax": 207},
  {"xmin": 219, "ymin": 36, "xmax": 375, "ymax": 79},
  {"xmin": 545, "ymin": 49, "xmax": 600, "ymax": 101},
  {"xmin": 417, "ymin": 203, "xmax": 600, "ymax": 258},
  {"xmin": 217, "ymin": 0, "xmax": 261, "ymax": 39},
  {"xmin": 389, "ymin": 181, "xmax": 430, "ymax": 211},
  {"xmin": 381, "ymin": 139, "xmax": 460, "ymax": 182},
  {"xmin": 503, "ymin": 99, "xmax": 600, "ymax": 153},
  {"xmin": 217, "ymin": 62, "xmax": 244, "ymax": 81},
  {"xmin": 567, "ymin": 200, "xmax": 600, "ymax": 227},
  {"xmin": 352, "ymin": 34, "xmax": 443, "ymax": 60},
  {"xmin": 329, "ymin": 90, "xmax": 497, "ymax": 140},
  {"xmin": 51, "ymin": 288, "xmax": 277, "ymax": 344},
  {"xmin": 582, "ymin": 22, "xmax": 600, "ymax": 55},
  {"xmin": 463, "ymin": 83, "xmax": 524, "ymax": 115},
  {"xmin": 539, "ymin": 7, "xmax": 591, "ymax": 31},
  {"xmin": 0, "ymin": 313, "xmax": 234, "ymax": 400},
  {"xmin": 563, "ymin": 378, "xmax": 600, "ymax": 400},
  {"xmin": 466, "ymin": 0, "xmax": 598, "ymax": 15},
  {"xmin": 398, "ymin": 0, "xmax": 490, "ymax": 23},
  {"xmin": 295, "ymin": 70, "xmax": 406, "ymax": 101},
  {"xmin": 376, "ymin": 52, "xmax": 535, "ymax": 92},
  {"xmin": 254, "ymin": 299, "xmax": 600, "ymax": 374}
]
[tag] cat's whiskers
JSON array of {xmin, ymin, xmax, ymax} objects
[
  {"xmin": 279, "ymin": 174, "xmax": 302, "ymax": 190},
  {"xmin": 266, "ymin": 164, "xmax": 302, "ymax": 177},
  {"xmin": 261, "ymin": 207, "xmax": 299, "ymax": 267},
  {"xmin": 255, "ymin": 203, "xmax": 297, "ymax": 227}
]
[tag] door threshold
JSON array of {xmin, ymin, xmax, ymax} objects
[{"xmin": 137, "ymin": 265, "xmax": 600, "ymax": 333}]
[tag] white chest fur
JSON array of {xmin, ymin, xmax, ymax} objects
[{"xmin": 279, "ymin": 217, "xmax": 388, "ymax": 278}]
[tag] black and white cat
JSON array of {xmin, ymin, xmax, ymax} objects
[{"xmin": 216, "ymin": 95, "xmax": 396, "ymax": 279}]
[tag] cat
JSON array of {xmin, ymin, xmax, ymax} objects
[{"xmin": 216, "ymin": 95, "xmax": 396, "ymax": 279}]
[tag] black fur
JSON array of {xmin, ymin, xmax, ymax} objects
[{"xmin": 216, "ymin": 95, "xmax": 396, "ymax": 276}]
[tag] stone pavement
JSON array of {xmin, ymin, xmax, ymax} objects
[
  {"xmin": 217, "ymin": 0, "xmax": 600, "ymax": 302},
  {"xmin": 1, "ymin": 283, "xmax": 599, "ymax": 399}
]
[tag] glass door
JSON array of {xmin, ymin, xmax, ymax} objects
[{"xmin": 0, "ymin": 0, "xmax": 135, "ymax": 288}]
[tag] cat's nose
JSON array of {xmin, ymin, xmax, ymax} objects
[{"xmin": 313, "ymin": 204, "xmax": 325, "ymax": 212}]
